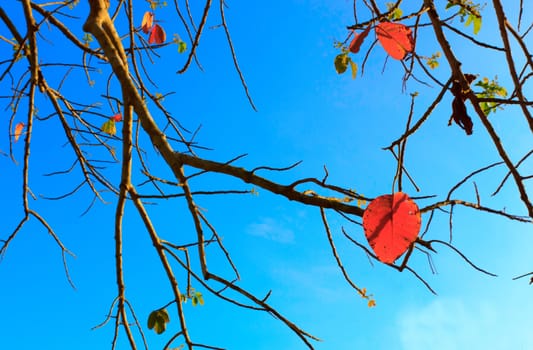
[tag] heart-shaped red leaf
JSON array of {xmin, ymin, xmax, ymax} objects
[
  {"xmin": 149, "ymin": 24, "xmax": 166, "ymax": 45},
  {"xmin": 362, "ymin": 192, "xmax": 421, "ymax": 264},
  {"xmin": 111, "ymin": 113, "xmax": 122, "ymax": 122},
  {"xmin": 349, "ymin": 25, "xmax": 371, "ymax": 54},
  {"xmin": 375, "ymin": 22, "xmax": 414, "ymax": 60}
]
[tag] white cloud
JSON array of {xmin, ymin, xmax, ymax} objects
[
  {"xmin": 397, "ymin": 297, "xmax": 533, "ymax": 350},
  {"xmin": 246, "ymin": 217, "xmax": 295, "ymax": 243}
]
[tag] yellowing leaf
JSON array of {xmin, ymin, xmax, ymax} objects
[
  {"xmin": 14, "ymin": 122, "xmax": 24, "ymax": 142},
  {"xmin": 349, "ymin": 60, "xmax": 358, "ymax": 79},
  {"xmin": 368, "ymin": 299, "xmax": 376, "ymax": 308},
  {"xmin": 141, "ymin": 12, "xmax": 154, "ymax": 34},
  {"xmin": 334, "ymin": 53, "xmax": 350, "ymax": 74},
  {"xmin": 101, "ymin": 119, "xmax": 116, "ymax": 135},
  {"xmin": 147, "ymin": 309, "xmax": 170, "ymax": 335}
]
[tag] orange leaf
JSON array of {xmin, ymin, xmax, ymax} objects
[
  {"xmin": 149, "ymin": 24, "xmax": 166, "ymax": 45},
  {"xmin": 349, "ymin": 26, "xmax": 371, "ymax": 54},
  {"xmin": 111, "ymin": 113, "xmax": 122, "ymax": 122},
  {"xmin": 362, "ymin": 192, "xmax": 421, "ymax": 264},
  {"xmin": 375, "ymin": 22, "xmax": 414, "ymax": 60},
  {"xmin": 14, "ymin": 122, "xmax": 24, "ymax": 142},
  {"xmin": 368, "ymin": 299, "xmax": 376, "ymax": 308},
  {"xmin": 141, "ymin": 12, "xmax": 154, "ymax": 34}
]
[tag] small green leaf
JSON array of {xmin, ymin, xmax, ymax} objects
[
  {"xmin": 147, "ymin": 309, "xmax": 170, "ymax": 335},
  {"xmin": 195, "ymin": 291, "xmax": 204, "ymax": 306},
  {"xmin": 334, "ymin": 53, "xmax": 350, "ymax": 74},
  {"xmin": 474, "ymin": 76, "xmax": 507, "ymax": 116},
  {"xmin": 178, "ymin": 41, "xmax": 187, "ymax": 53},
  {"xmin": 426, "ymin": 51, "xmax": 441, "ymax": 69},
  {"xmin": 386, "ymin": 2, "xmax": 403, "ymax": 20},
  {"xmin": 83, "ymin": 33, "xmax": 93, "ymax": 47}
]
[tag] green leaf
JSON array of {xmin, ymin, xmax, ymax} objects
[
  {"xmin": 473, "ymin": 16, "xmax": 482, "ymax": 34},
  {"xmin": 426, "ymin": 51, "xmax": 441, "ymax": 69},
  {"xmin": 474, "ymin": 76, "xmax": 507, "ymax": 116},
  {"xmin": 334, "ymin": 53, "xmax": 350, "ymax": 74},
  {"xmin": 195, "ymin": 291, "xmax": 204, "ymax": 306},
  {"xmin": 464, "ymin": 14, "xmax": 481, "ymax": 34},
  {"xmin": 82, "ymin": 33, "xmax": 93, "ymax": 47},
  {"xmin": 177, "ymin": 41, "xmax": 187, "ymax": 53},
  {"xmin": 349, "ymin": 60, "xmax": 357, "ymax": 79},
  {"xmin": 147, "ymin": 309, "xmax": 170, "ymax": 335},
  {"xmin": 465, "ymin": 14, "xmax": 473, "ymax": 27},
  {"xmin": 386, "ymin": 2, "xmax": 403, "ymax": 20}
]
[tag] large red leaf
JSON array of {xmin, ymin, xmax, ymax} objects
[
  {"xmin": 362, "ymin": 192, "xmax": 421, "ymax": 264},
  {"xmin": 349, "ymin": 25, "xmax": 371, "ymax": 54},
  {"xmin": 375, "ymin": 22, "xmax": 414, "ymax": 60},
  {"xmin": 149, "ymin": 24, "xmax": 166, "ymax": 45}
]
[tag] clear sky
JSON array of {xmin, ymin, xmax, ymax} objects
[{"xmin": 0, "ymin": 1, "xmax": 532, "ymax": 350}]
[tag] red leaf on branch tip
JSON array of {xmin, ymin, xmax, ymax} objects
[
  {"xmin": 141, "ymin": 12, "xmax": 154, "ymax": 34},
  {"xmin": 349, "ymin": 25, "xmax": 371, "ymax": 54},
  {"xmin": 14, "ymin": 122, "xmax": 24, "ymax": 142},
  {"xmin": 362, "ymin": 192, "xmax": 421, "ymax": 264},
  {"xmin": 111, "ymin": 113, "xmax": 122, "ymax": 122},
  {"xmin": 149, "ymin": 24, "xmax": 166, "ymax": 44},
  {"xmin": 375, "ymin": 22, "xmax": 414, "ymax": 60}
]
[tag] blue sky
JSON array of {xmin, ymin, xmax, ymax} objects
[{"xmin": 0, "ymin": 1, "xmax": 532, "ymax": 349}]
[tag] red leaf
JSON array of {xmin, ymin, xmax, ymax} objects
[
  {"xmin": 14, "ymin": 122, "xmax": 24, "ymax": 142},
  {"xmin": 111, "ymin": 113, "xmax": 122, "ymax": 122},
  {"xmin": 141, "ymin": 12, "xmax": 154, "ymax": 34},
  {"xmin": 375, "ymin": 22, "xmax": 414, "ymax": 60},
  {"xmin": 149, "ymin": 24, "xmax": 166, "ymax": 45},
  {"xmin": 349, "ymin": 26, "xmax": 371, "ymax": 54},
  {"xmin": 362, "ymin": 192, "xmax": 421, "ymax": 264}
]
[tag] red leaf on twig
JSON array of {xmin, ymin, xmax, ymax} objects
[
  {"xmin": 149, "ymin": 24, "xmax": 166, "ymax": 44},
  {"xmin": 14, "ymin": 122, "xmax": 24, "ymax": 142},
  {"xmin": 349, "ymin": 25, "xmax": 371, "ymax": 54},
  {"xmin": 111, "ymin": 113, "xmax": 122, "ymax": 122},
  {"xmin": 375, "ymin": 22, "xmax": 414, "ymax": 60},
  {"xmin": 362, "ymin": 192, "xmax": 421, "ymax": 264}
]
